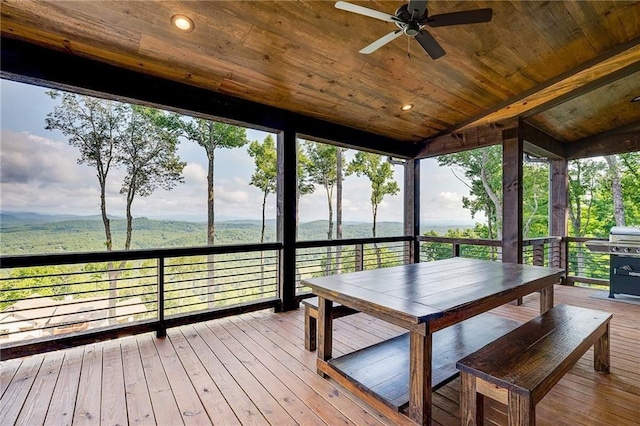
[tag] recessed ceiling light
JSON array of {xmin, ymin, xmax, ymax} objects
[
  {"xmin": 401, "ymin": 104, "xmax": 414, "ymax": 111},
  {"xmin": 171, "ymin": 14, "xmax": 194, "ymax": 32},
  {"xmin": 631, "ymin": 96, "xmax": 640, "ymax": 103}
]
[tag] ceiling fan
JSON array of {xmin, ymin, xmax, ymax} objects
[{"xmin": 335, "ymin": 0, "xmax": 493, "ymax": 59}]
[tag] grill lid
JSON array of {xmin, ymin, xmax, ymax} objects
[{"xmin": 610, "ymin": 226, "xmax": 640, "ymax": 243}]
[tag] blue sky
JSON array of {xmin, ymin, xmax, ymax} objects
[{"xmin": 0, "ymin": 78, "xmax": 477, "ymax": 224}]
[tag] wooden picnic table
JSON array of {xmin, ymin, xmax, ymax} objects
[{"xmin": 301, "ymin": 257, "xmax": 565, "ymax": 425}]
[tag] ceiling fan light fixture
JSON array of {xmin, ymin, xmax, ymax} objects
[
  {"xmin": 401, "ymin": 103, "xmax": 414, "ymax": 111},
  {"xmin": 171, "ymin": 14, "xmax": 194, "ymax": 32}
]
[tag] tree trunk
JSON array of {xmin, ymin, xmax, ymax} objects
[
  {"xmin": 325, "ymin": 187, "xmax": 333, "ymax": 274},
  {"xmin": 373, "ymin": 204, "xmax": 381, "ymax": 268},
  {"xmin": 480, "ymin": 150, "xmax": 502, "ymax": 240},
  {"xmin": 336, "ymin": 149, "xmax": 343, "ymax": 273},
  {"xmin": 206, "ymin": 145, "xmax": 216, "ymax": 309},
  {"xmin": 605, "ymin": 155, "xmax": 625, "ymax": 226},
  {"xmin": 260, "ymin": 189, "xmax": 267, "ymax": 295}
]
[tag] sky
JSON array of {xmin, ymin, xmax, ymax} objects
[{"xmin": 0, "ymin": 78, "xmax": 478, "ymax": 225}]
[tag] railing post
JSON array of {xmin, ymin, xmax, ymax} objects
[
  {"xmin": 533, "ymin": 243, "xmax": 544, "ymax": 266},
  {"xmin": 157, "ymin": 257, "xmax": 166, "ymax": 338},
  {"xmin": 355, "ymin": 244, "xmax": 364, "ymax": 271},
  {"xmin": 453, "ymin": 243, "xmax": 461, "ymax": 258}
]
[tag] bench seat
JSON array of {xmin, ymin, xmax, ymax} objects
[
  {"xmin": 302, "ymin": 296, "xmax": 358, "ymax": 351},
  {"xmin": 456, "ymin": 304, "xmax": 612, "ymax": 426}
]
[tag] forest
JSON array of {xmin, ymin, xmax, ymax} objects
[{"xmin": 1, "ymin": 90, "xmax": 638, "ymax": 333}]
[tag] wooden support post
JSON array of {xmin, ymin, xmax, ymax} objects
[
  {"xmin": 503, "ymin": 123, "xmax": 524, "ymax": 304},
  {"xmin": 404, "ymin": 159, "xmax": 420, "ymax": 264},
  {"xmin": 277, "ymin": 130, "xmax": 298, "ymax": 312},
  {"xmin": 550, "ymin": 160, "xmax": 568, "ymax": 276},
  {"xmin": 502, "ymin": 124, "xmax": 524, "ymax": 264},
  {"xmin": 355, "ymin": 244, "xmax": 364, "ymax": 271}
]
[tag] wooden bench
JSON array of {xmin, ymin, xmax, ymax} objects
[
  {"xmin": 456, "ymin": 304, "xmax": 612, "ymax": 426},
  {"xmin": 302, "ymin": 297, "xmax": 358, "ymax": 351}
]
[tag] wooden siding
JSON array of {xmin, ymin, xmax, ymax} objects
[{"xmin": 1, "ymin": 285, "xmax": 639, "ymax": 425}]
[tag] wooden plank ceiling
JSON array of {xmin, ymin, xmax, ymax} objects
[{"xmin": 1, "ymin": 1, "xmax": 639, "ymax": 156}]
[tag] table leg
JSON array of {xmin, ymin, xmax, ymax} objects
[
  {"xmin": 317, "ymin": 297, "xmax": 333, "ymax": 376},
  {"xmin": 539, "ymin": 285, "xmax": 554, "ymax": 314},
  {"xmin": 594, "ymin": 322, "xmax": 610, "ymax": 373},
  {"xmin": 409, "ymin": 330, "xmax": 432, "ymax": 425}
]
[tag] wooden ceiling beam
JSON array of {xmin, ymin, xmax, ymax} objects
[
  {"xmin": 522, "ymin": 123, "xmax": 565, "ymax": 160},
  {"xmin": 566, "ymin": 121, "xmax": 640, "ymax": 160},
  {"xmin": 0, "ymin": 37, "xmax": 415, "ymax": 158},
  {"xmin": 443, "ymin": 37, "xmax": 640, "ymax": 134},
  {"xmin": 415, "ymin": 120, "xmax": 517, "ymax": 158}
]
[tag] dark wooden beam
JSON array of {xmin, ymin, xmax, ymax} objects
[
  {"xmin": 502, "ymin": 124, "xmax": 523, "ymax": 264},
  {"xmin": 415, "ymin": 120, "xmax": 517, "ymax": 159},
  {"xmin": 276, "ymin": 130, "xmax": 298, "ymax": 312},
  {"xmin": 522, "ymin": 123, "xmax": 566, "ymax": 160},
  {"xmin": 0, "ymin": 36, "xmax": 414, "ymax": 158},
  {"xmin": 403, "ymin": 159, "xmax": 420, "ymax": 263},
  {"xmin": 550, "ymin": 159, "xmax": 568, "ymax": 275},
  {"xmin": 566, "ymin": 121, "xmax": 640, "ymax": 160}
]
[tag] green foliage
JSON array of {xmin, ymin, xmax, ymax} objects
[
  {"xmin": 248, "ymin": 135, "xmax": 277, "ymax": 242},
  {"xmin": 175, "ymin": 117, "xmax": 248, "ymax": 244},
  {"xmin": 346, "ymin": 152, "xmax": 399, "ymax": 237},
  {"xmin": 437, "ymin": 146, "xmax": 502, "ymax": 238}
]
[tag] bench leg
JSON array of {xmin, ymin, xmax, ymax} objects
[
  {"xmin": 305, "ymin": 306, "xmax": 317, "ymax": 351},
  {"xmin": 460, "ymin": 372, "xmax": 483, "ymax": 426},
  {"xmin": 594, "ymin": 322, "xmax": 610, "ymax": 373},
  {"xmin": 508, "ymin": 392, "xmax": 535, "ymax": 426},
  {"xmin": 539, "ymin": 285, "xmax": 554, "ymax": 314}
]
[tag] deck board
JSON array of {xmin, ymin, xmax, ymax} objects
[{"xmin": 1, "ymin": 285, "xmax": 639, "ymax": 425}]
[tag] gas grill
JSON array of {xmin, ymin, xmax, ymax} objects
[{"xmin": 586, "ymin": 226, "xmax": 640, "ymax": 298}]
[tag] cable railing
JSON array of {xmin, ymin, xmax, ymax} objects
[
  {"xmin": 565, "ymin": 237, "xmax": 609, "ymax": 287},
  {"xmin": 0, "ymin": 243, "xmax": 281, "ymax": 356},
  {"xmin": 0, "ymin": 234, "xmax": 612, "ymax": 358},
  {"xmin": 294, "ymin": 236, "xmax": 413, "ymax": 295},
  {"xmin": 417, "ymin": 236, "xmax": 502, "ymax": 262}
]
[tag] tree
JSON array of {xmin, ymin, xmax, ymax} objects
[
  {"xmin": 605, "ymin": 155, "xmax": 625, "ymax": 226},
  {"xmin": 119, "ymin": 106, "xmax": 185, "ymax": 249},
  {"xmin": 335, "ymin": 147, "xmax": 345, "ymax": 272},
  {"xmin": 303, "ymin": 141, "xmax": 343, "ymax": 273},
  {"xmin": 347, "ymin": 152, "xmax": 399, "ymax": 267},
  {"xmin": 46, "ymin": 92, "xmax": 185, "ymax": 322},
  {"xmin": 248, "ymin": 135, "xmax": 277, "ymax": 243},
  {"xmin": 177, "ymin": 119, "xmax": 248, "ymax": 245},
  {"xmin": 437, "ymin": 146, "xmax": 503, "ymax": 239},
  {"xmin": 177, "ymin": 118, "xmax": 247, "ymax": 308},
  {"xmin": 45, "ymin": 91, "xmax": 127, "ymax": 251}
]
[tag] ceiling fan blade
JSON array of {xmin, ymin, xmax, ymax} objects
[
  {"xmin": 335, "ymin": 1, "xmax": 396, "ymax": 22},
  {"xmin": 359, "ymin": 30, "xmax": 403, "ymax": 54},
  {"xmin": 407, "ymin": 0, "xmax": 428, "ymax": 19},
  {"xmin": 415, "ymin": 30, "xmax": 446, "ymax": 59},
  {"xmin": 427, "ymin": 8, "xmax": 493, "ymax": 27}
]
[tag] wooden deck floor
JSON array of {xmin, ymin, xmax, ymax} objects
[{"xmin": 1, "ymin": 285, "xmax": 639, "ymax": 426}]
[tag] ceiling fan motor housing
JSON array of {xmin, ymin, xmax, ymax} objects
[{"xmin": 395, "ymin": 4, "xmax": 425, "ymax": 37}]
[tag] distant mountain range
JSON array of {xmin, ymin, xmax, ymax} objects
[{"xmin": 0, "ymin": 211, "xmax": 473, "ymax": 255}]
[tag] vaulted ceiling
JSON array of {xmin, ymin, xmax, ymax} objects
[{"xmin": 1, "ymin": 1, "xmax": 639, "ymax": 158}]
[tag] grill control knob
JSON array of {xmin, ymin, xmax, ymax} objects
[
  {"xmin": 611, "ymin": 246, "xmax": 618, "ymax": 252},
  {"xmin": 624, "ymin": 247, "xmax": 630, "ymax": 253},
  {"xmin": 637, "ymin": 248, "xmax": 640, "ymax": 254}
]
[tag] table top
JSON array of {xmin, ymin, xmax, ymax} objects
[{"xmin": 301, "ymin": 258, "xmax": 565, "ymax": 325}]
